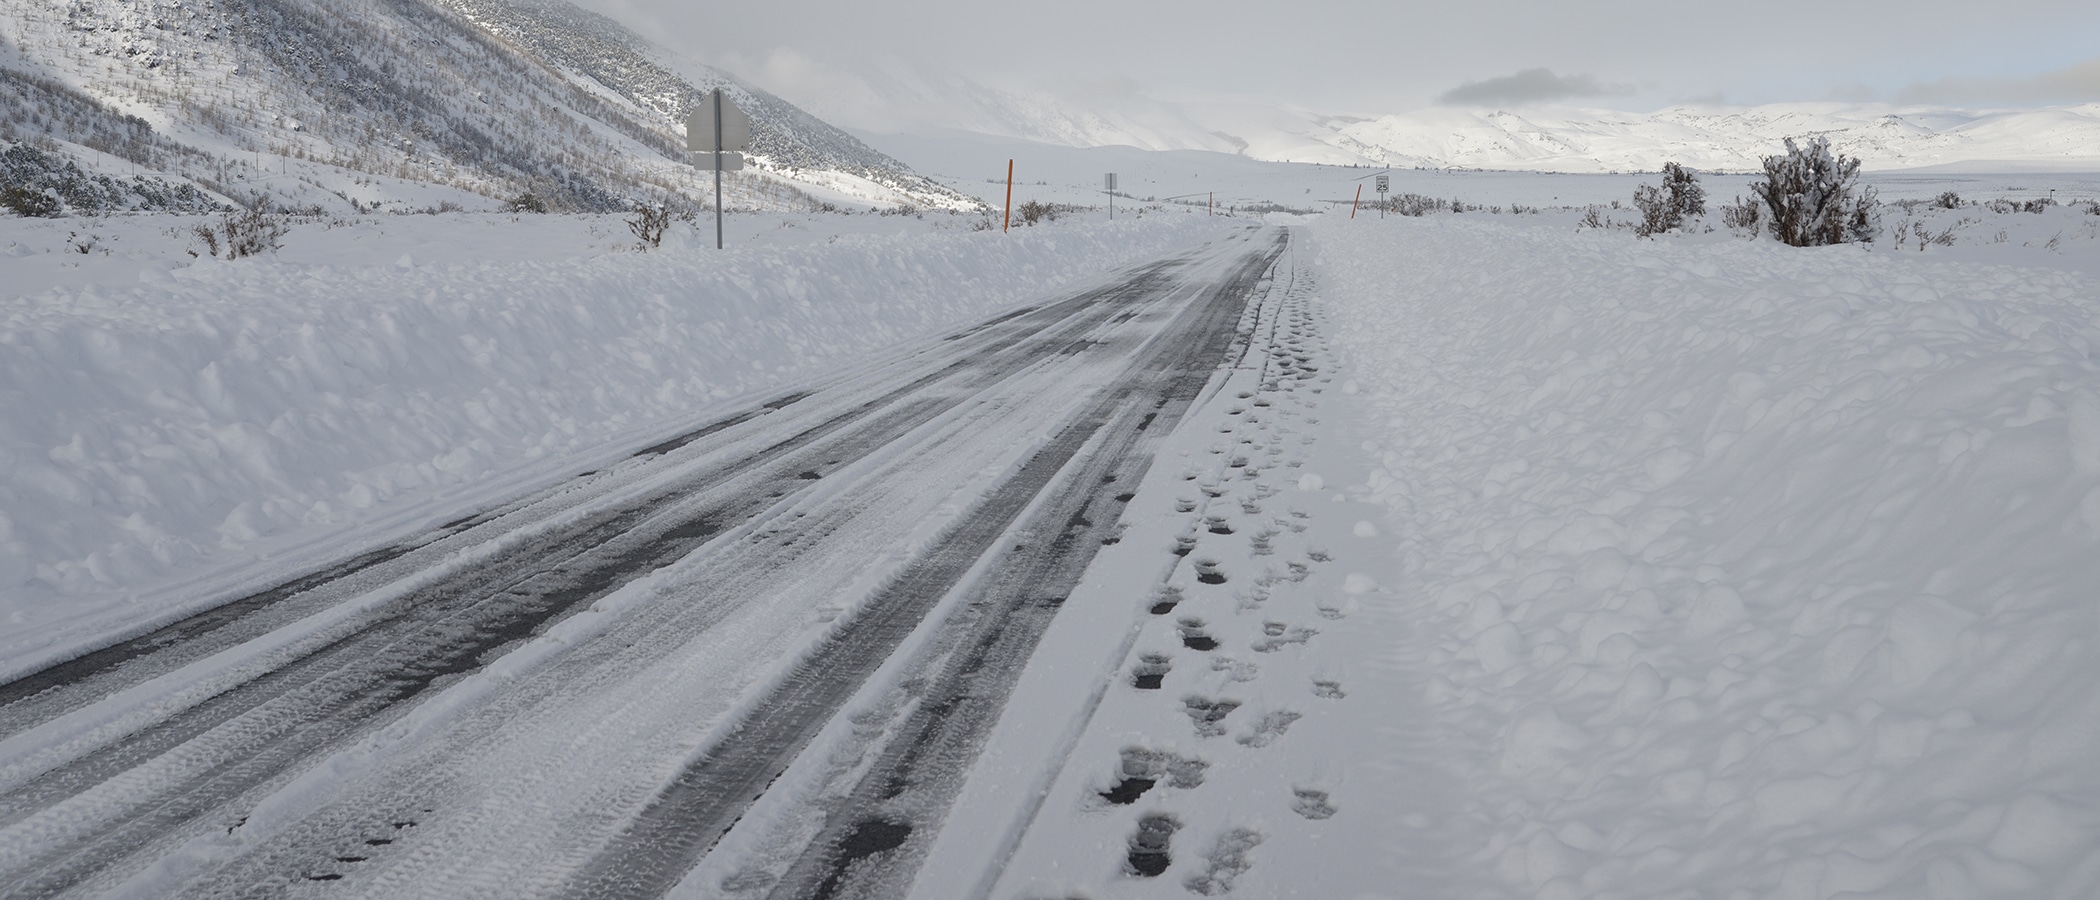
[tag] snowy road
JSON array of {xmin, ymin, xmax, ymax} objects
[{"xmin": 0, "ymin": 227, "xmax": 1287, "ymax": 898}]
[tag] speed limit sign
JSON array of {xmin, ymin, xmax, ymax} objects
[{"xmin": 1375, "ymin": 175, "xmax": 1389, "ymax": 193}]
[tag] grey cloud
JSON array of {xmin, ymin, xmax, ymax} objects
[
  {"xmin": 1898, "ymin": 58, "xmax": 2100, "ymax": 105},
  {"xmin": 1437, "ymin": 68, "xmax": 1627, "ymax": 106}
]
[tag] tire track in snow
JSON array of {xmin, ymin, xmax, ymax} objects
[
  {"xmin": 667, "ymin": 231, "xmax": 1289, "ymax": 900},
  {"xmin": 0, "ymin": 249, "xmax": 1210, "ymax": 897}
]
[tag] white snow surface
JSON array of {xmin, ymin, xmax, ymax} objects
[
  {"xmin": 5, "ymin": 172, "xmax": 2100, "ymax": 898},
  {"xmin": 1285, "ymin": 213, "xmax": 2100, "ymax": 898},
  {"xmin": 0, "ymin": 211, "xmax": 1236, "ymax": 676}
]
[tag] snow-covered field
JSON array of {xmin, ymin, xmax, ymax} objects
[
  {"xmin": 1290, "ymin": 208, "xmax": 2100, "ymax": 898},
  {"xmin": 5, "ymin": 167, "xmax": 2100, "ymax": 897}
]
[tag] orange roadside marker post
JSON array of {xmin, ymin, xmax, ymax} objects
[
  {"xmin": 1004, "ymin": 159, "xmax": 1014, "ymax": 233},
  {"xmin": 1351, "ymin": 184, "xmax": 1361, "ymax": 218}
]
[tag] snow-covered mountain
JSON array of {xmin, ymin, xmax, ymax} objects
[
  {"xmin": 1331, "ymin": 103, "xmax": 2100, "ymax": 173},
  {"xmin": 0, "ymin": 0, "xmax": 980, "ymax": 213},
  {"xmin": 770, "ymin": 63, "xmax": 2100, "ymax": 175}
]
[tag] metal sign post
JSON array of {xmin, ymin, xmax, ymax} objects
[
  {"xmin": 686, "ymin": 89, "xmax": 751, "ymax": 249},
  {"xmin": 1375, "ymin": 174, "xmax": 1389, "ymax": 219},
  {"xmin": 1104, "ymin": 173, "xmax": 1117, "ymax": 221}
]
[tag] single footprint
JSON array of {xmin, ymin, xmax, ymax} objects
[
  {"xmin": 1126, "ymin": 814, "xmax": 1180, "ymax": 877},
  {"xmin": 1183, "ymin": 695, "xmax": 1241, "ymax": 737},
  {"xmin": 1178, "ymin": 617, "xmax": 1218, "ymax": 651},
  {"xmin": 1237, "ymin": 710, "xmax": 1302, "ymax": 747},
  {"xmin": 1184, "ymin": 827, "xmax": 1263, "ymax": 896},
  {"xmin": 1131, "ymin": 653, "xmax": 1172, "ymax": 689},
  {"xmin": 1291, "ymin": 787, "xmax": 1338, "ymax": 820},
  {"xmin": 1252, "ymin": 623, "xmax": 1317, "ymax": 653},
  {"xmin": 1101, "ymin": 747, "xmax": 1210, "ymax": 806},
  {"xmin": 1209, "ymin": 655, "xmax": 1260, "ymax": 682}
]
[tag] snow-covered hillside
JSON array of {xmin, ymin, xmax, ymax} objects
[
  {"xmin": 0, "ymin": 0, "xmax": 976, "ymax": 214},
  {"xmin": 1334, "ymin": 103, "xmax": 2100, "ymax": 173}
]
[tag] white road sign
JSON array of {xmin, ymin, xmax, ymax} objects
[{"xmin": 686, "ymin": 93, "xmax": 751, "ymax": 152}]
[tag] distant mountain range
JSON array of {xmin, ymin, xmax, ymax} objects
[
  {"xmin": 770, "ymin": 63, "xmax": 2100, "ymax": 175},
  {"xmin": 0, "ymin": 0, "xmax": 979, "ymax": 213}
]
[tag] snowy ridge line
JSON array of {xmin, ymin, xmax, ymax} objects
[
  {"xmin": 0, "ymin": 215, "xmax": 1239, "ymax": 671},
  {"xmin": 951, "ymin": 240, "xmax": 1286, "ymax": 899}
]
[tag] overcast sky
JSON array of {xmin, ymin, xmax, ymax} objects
[{"xmin": 575, "ymin": 0, "xmax": 2099, "ymax": 114}]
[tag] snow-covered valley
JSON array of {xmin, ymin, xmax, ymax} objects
[{"xmin": 3, "ymin": 169, "xmax": 2097, "ymax": 896}]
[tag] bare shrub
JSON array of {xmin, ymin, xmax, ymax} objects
[
  {"xmin": 1721, "ymin": 195, "xmax": 1761, "ymax": 236},
  {"xmin": 628, "ymin": 202, "xmax": 671, "ymax": 250},
  {"xmin": 221, "ymin": 205, "xmax": 288, "ymax": 258},
  {"xmin": 1749, "ymin": 136, "xmax": 1877, "ymax": 246},
  {"xmin": 1634, "ymin": 162, "xmax": 1706, "ymax": 237},
  {"xmin": 1933, "ymin": 191, "xmax": 1962, "ymax": 209},
  {"xmin": 1017, "ymin": 199, "xmax": 1055, "ymax": 225}
]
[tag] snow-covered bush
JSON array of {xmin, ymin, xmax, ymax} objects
[
  {"xmin": 1749, "ymin": 136, "xmax": 1878, "ymax": 246},
  {"xmin": 1016, "ymin": 200, "xmax": 1058, "ymax": 225},
  {"xmin": 2, "ymin": 182, "xmax": 62, "ymax": 217},
  {"xmin": 220, "ymin": 205, "xmax": 288, "ymax": 258},
  {"xmin": 1632, "ymin": 162, "xmax": 1705, "ymax": 237},
  {"xmin": 1934, "ymin": 190, "xmax": 1962, "ymax": 209},
  {"xmin": 189, "ymin": 205, "xmax": 287, "ymax": 258}
]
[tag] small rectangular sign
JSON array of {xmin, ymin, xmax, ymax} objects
[
  {"xmin": 1105, "ymin": 173, "xmax": 1117, "ymax": 191},
  {"xmin": 1375, "ymin": 175, "xmax": 1390, "ymax": 192}
]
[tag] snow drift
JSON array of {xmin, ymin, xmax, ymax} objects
[{"xmin": 0, "ymin": 214, "xmax": 1237, "ymax": 672}]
